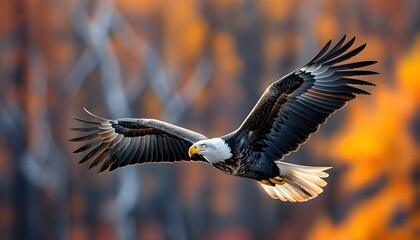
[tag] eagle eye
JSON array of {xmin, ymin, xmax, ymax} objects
[{"xmin": 202, "ymin": 144, "xmax": 206, "ymax": 148}]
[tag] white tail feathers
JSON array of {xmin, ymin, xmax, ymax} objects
[{"xmin": 259, "ymin": 161, "xmax": 332, "ymax": 202}]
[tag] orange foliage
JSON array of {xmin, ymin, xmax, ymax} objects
[
  {"xmin": 212, "ymin": 32, "xmax": 242, "ymax": 76},
  {"xmin": 162, "ymin": 0, "xmax": 208, "ymax": 66},
  {"xmin": 316, "ymin": 14, "xmax": 339, "ymax": 42},
  {"xmin": 258, "ymin": 1, "xmax": 293, "ymax": 23},
  {"xmin": 397, "ymin": 36, "xmax": 420, "ymax": 102},
  {"xmin": 308, "ymin": 35, "xmax": 420, "ymax": 239},
  {"xmin": 116, "ymin": 0, "xmax": 159, "ymax": 16}
]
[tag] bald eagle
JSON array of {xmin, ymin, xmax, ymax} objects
[{"xmin": 71, "ymin": 36, "xmax": 377, "ymax": 202}]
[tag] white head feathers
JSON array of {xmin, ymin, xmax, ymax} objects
[{"xmin": 193, "ymin": 138, "xmax": 232, "ymax": 164}]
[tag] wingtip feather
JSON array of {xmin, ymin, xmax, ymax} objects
[{"xmin": 83, "ymin": 107, "xmax": 109, "ymax": 121}]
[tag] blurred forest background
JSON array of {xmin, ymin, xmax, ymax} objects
[{"xmin": 0, "ymin": 0, "xmax": 419, "ymax": 239}]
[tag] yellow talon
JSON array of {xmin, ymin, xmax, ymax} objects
[
  {"xmin": 260, "ymin": 176, "xmax": 285, "ymax": 186},
  {"xmin": 275, "ymin": 176, "xmax": 284, "ymax": 181},
  {"xmin": 260, "ymin": 179, "xmax": 272, "ymax": 186},
  {"xmin": 269, "ymin": 176, "xmax": 285, "ymax": 185}
]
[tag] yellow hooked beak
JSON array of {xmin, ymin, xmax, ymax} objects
[{"xmin": 188, "ymin": 145, "xmax": 203, "ymax": 157}]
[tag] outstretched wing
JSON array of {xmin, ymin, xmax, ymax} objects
[
  {"xmin": 71, "ymin": 109, "xmax": 208, "ymax": 172},
  {"xmin": 233, "ymin": 36, "xmax": 378, "ymax": 161}
]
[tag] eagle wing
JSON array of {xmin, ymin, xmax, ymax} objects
[
  {"xmin": 234, "ymin": 36, "xmax": 377, "ymax": 162},
  {"xmin": 71, "ymin": 109, "xmax": 208, "ymax": 172}
]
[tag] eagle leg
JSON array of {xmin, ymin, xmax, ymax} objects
[
  {"xmin": 270, "ymin": 176, "xmax": 286, "ymax": 185},
  {"xmin": 259, "ymin": 176, "xmax": 285, "ymax": 186}
]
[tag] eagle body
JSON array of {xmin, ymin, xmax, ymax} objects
[{"xmin": 71, "ymin": 36, "xmax": 377, "ymax": 202}]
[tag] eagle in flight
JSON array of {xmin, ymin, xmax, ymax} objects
[{"xmin": 71, "ymin": 36, "xmax": 377, "ymax": 202}]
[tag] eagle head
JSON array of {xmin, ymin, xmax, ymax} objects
[{"xmin": 188, "ymin": 138, "xmax": 232, "ymax": 163}]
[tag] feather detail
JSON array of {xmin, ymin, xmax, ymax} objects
[{"xmin": 259, "ymin": 162, "xmax": 331, "ymax": 202}]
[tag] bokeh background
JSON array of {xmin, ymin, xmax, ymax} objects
[{"xmin": 1, "ymin": 0, "xmax": 419, "ymax": 239}]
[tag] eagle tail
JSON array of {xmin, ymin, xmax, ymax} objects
[{"xmin": 259, "ymin": 162, "xmax": 331, "ymax": 202}]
